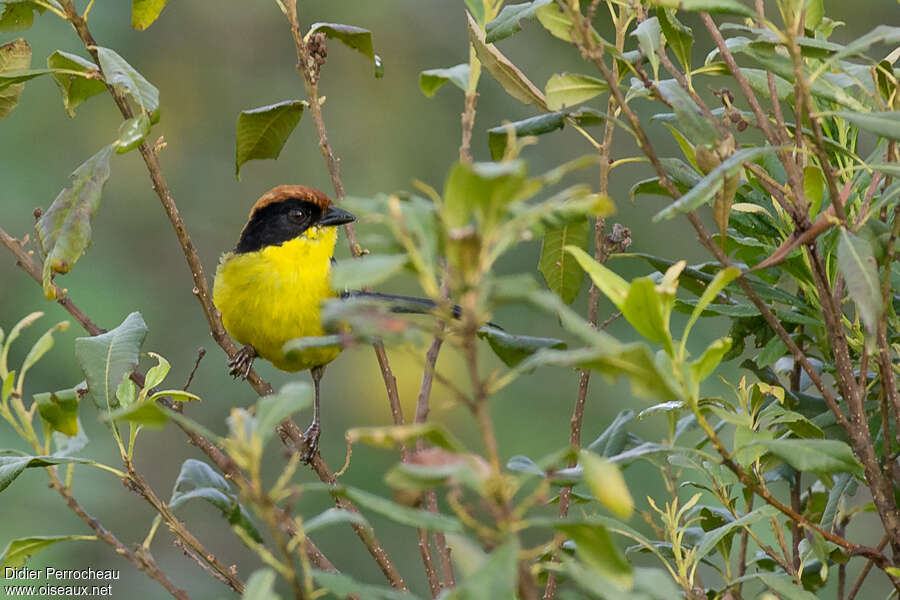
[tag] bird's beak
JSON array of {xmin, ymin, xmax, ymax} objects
[{"xmin": 319, "ymin": 205, "xmax": 357, "ymax": 227}]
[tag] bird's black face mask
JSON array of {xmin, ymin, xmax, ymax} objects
[{"xmin": 234, "ymin": 199, "xmax": 355, "ymax": 254}]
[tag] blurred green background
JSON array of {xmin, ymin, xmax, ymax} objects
[{"xmin": 1, "ymin": 1, "xmax": 896, "ymax": 598}]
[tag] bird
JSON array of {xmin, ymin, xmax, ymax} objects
[{"xmin": 212, "ymin": 185, "xmax": 450, "ymax": 463}]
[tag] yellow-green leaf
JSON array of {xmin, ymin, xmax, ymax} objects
[
  {"xmin": 0, "ymin": 38, "xmax": 30, "ymax": 118},
  {"xmin": 132, "ymin": 0, "xmax": 169, "ymax": 30},
  {"xmin": 235, "ymin": 100, "xmax": 305, "ymax": 179},
  {"xmin": 581, "ymin": 451, "xmax": 633, "ymax": 519}
]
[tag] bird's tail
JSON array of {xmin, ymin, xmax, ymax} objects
[
  {"xmin": 340, "ymin": 291, "xmax": 460, "ymax": 318},
  {"xmin": 339, "ymin": 291, "xmax": 502, "ymax": 329}
]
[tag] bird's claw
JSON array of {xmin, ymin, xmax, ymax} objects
[
  {"xmin": 300, "ymin": 422, "xmax": 320, "ymax": 464},
  {"xmin": 228, "ymin": 345, "xmax": 256, "ymax": 379}
]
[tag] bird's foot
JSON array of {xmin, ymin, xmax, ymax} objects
[
  {"xmin": 300, "ymin": 421, "xmax": 320, "ymax": 464},
  {"xmin": 228, "ymin": 345, "xmax": 256, "ymax": 379}
]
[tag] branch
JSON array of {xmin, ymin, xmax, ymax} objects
[
  {"xmin": 848, "ymin": 535, "xmax": 890, "ymax": 600},
  {"xmin": 700, "ymin": 12, "xmax": 810, "ymax": 222},
  {"xmin": 123, "ymin": 465, "xmax": 245, "ymax": 594},
  {"xmin": 46, "ymin": 469, "xmax": 189, "ymax": 600},
  {"xmin": 415, "ymin": 326, "xmax": 455, "ymax": 594},
  {"xmin": 545, "ymin": 9, "xmax": 624, "ymax": 596}
]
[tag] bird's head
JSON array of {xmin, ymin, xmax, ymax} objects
[{"xmin": 234, "ymin": 185, "xmax": 356, "ymax": 254}]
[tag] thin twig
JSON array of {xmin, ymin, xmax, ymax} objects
[
  {"xmin": 123, "ymin": 464, "xmax": 246, "ymax": 594},
  {"xmin": 544, "ymin": 10, "xmax": 623, "ymax": 594},
  {"xmin": 183, "ymin": 347, "xmax": 206, "ymax": 391},
  {"xmin": 847, "ymin": 535, "xmax": 890, "ymax": 600},
  {"xmin": 415, "ymin": 325, "xmax": 456, "ymax": 593},
  {"xmin": 46, "ymin": 470, "xmax": 190, "ymax": 600}
]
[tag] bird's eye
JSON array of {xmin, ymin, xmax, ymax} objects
[{"xmin": 288, "ymin": 208, "xmax": 305, "ymax": 222}]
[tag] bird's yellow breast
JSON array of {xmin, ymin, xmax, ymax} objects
[{"xmin": 213, "ymin": 227, "xmax": 341, "ymax": 372}]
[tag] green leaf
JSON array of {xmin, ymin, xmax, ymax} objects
[
  {"xmin": 683, "ymin": 266, "xmax": 740, "ymax": 340},
  {"xmin": 114, "ymin": 113, "xmax": 151, "ymax": 154},
  {"xmin": 170, "ymin": 459, "xmax": 262, "ymax": 543},
  {"xmin": 755, "ymin": 335, "xmax": 787, "ymax": 368},
  {"xmin": 581, "ymin": 451, "xmax": 633, "ymax": 519},
  {"xmin": 654, "ymin": 0, "xmax": 756, "ymax": 18},
  {"xmin": 117, "ymin": 377, "xmax": 137, "ymax": 408},
  {"xmin": 444, "ymin": 539, "xmax": 519, "ymax": 600},
  {"xmin": 35, "ymin": 385, "xmax": 81, "ymax": 437},
  {"xmin": 477, "ymin": 325, "xmax": 566, "ymax": 367},
  {"xmin": 0, "ymin": 3, "xmax": 41, "ymax": 32},
  {"xmin": 0, "ymin": 535, "xmax": 96, "ymax": 569},
  {"xmin": 515, "ymin": 344, "xmax": 680, "ymax": 400},
  {"xmin": 690, "ymin": 337, "xmax": 732, "ymax": 384},
  {"xmin": 0, "ymin": 455, "xmax": 94, "ymax": 493},
  {"xmin": 146, "ymin": 389, "xmax": 200, "ymax": 404},
  {"xmin": 467, "ymin": 12, "xmax": 547, "ymax": 110},
  {"xmin": 695, "ymin": 505, "xmax": 779, "ymax": 562},
  {"xmin": 311, "ymin": 570, "xmax": 417, "ymax": 600},
  {"xmin": 488, "ymin": 112, "xmax": 568, "ymax": 160},
  {"xmin": 545, "ymin": 72, "xmax": 608, "ymax": 111},
  {"xmin": 103, "ymin": 398, "xmax": 168, "ymax": 427},
  {"xmin": 539, "ymin": 219, "xmax": 589, "ymax": 304},
  {"xmin": 132, "ymin": 0, "xmax": 169, "ymax": 30},
  {"xmin": 464, "ymin": 0, "xmax": 485, "ymax": 25},
  {"xmin": 633, "ymin": 17, "xmax": 662, "ymax": 78},
  {"xmin": 255, "ymin": 382, "xmax": 312, "ymax": 445},
  {"xmin": 0, "ymin": 38, "xmax": 30, "ymax": 118},
  {"xmin": 732, "ymin": 572, "xmax": 819, "ymax": 600},
  {"xmin": 347, "ymin": 423, "xmax": 466, "ymax": 452},
  {"xmin": 554, "ymin": 522, "xmax": 632, "ymax": 588},
  {"xmin": 74, "ymin": 312, "xmax": 147, "ymax": 408},
  {"xmin": 535, "ymin": 2, "xmax": 575, "ymax": 41},
  {"xmin": 622, "ymin": 278, "xmax": 672, "ymax": 347},
  {"xmin": 1, "ymin": 313, "xmax": 43, "ymax": 380},
  {"xmin": 385, "ymin": 458, "xmax": 487, "ymax": 495},
  {"xmin": 141, "ymin": 351, "xmax": 170, "ymax": 394},
  {"xmin": 837, "ymin": 229, "xmax": 882, "ymax": 335},
  {"xmin": 737, "ymin": 47, "xmax": 866, "ymax": 111},
  {"xmin": 819, "ymin": 25, "xmax": 900, "ymax": 69},
  {"xmin": 587, "ymin": 410, "xmax": 634, "ymax": 456},
  {"xmin": 657, "ymin": 9, "xmax": 693, "ymax": 71},
  {"xmin": 94, "ymin": 46, "xmax": 159, "ymax": 111},
  {"xmin": 443, "ymin": 159, "xmax": 527, "ymax": 229},
  {"xmin": 19, "ymin": 320, "xmax": 69, "ymax": 382},
  {"xmin": 655, "ymin": 80, "xmax": 717, "ymax": 147},
  {"xmin": 331, "ymin": 254, "xmax": 409, "ymax": 290},
  {"xmin": 234, "ymin": 100, "xmax": 305, "ymax": 179},
  {"xmin": 242, "ymin": 569, "xmax": 281, "ymax": 600},
  {"xmin": 803, "ymin": 165, "xmax": 825, "ymax": 216},
  {"xmin": 35, "ymin": 145, "xmax": 114, "ymax": 299},
  {"xmin": 307, "ymin": 23, "xmax": 381, "ymax": 77},
  {"xmin": 653, "ymin": 147, "xmax": 779, "ymax": 221},
  {"xmin": 834, "ymin": 111, "xmax": 900, "ymax": 142},
  {"xmin": 102, "ymin": 398, "xmax": 216, "ymax": 439},
  {"xmin": 821, "ymin": 473, "xmax": 853, "ymax": 531},
  {"xmin": 304, "ymin": 508, "xmax": 370, "ymax": 534},
  {"xmin": 564, "ymin": 245, "xmax": 629, "ymax": 309},
  {"xmin": 419, "ymin": 64, "xmax": 469, "ymax": 97},
  {"xmin": 47, "ymin": 51, "xmax": 105, "ymax": 117},
  {"xmin": 804, "ymin": 0, "xmax": 824, "ymax": 30},
  {"xmin": 485, "ymin": 0, "xmax": 552, "ymax": 43},
  {"xmin": 342, "ymin": 486, "xmax": 463, "ymax": 532},
  {"xmin": 753, "ymin": 439, "xmax": 864, "ymax": 477}
]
